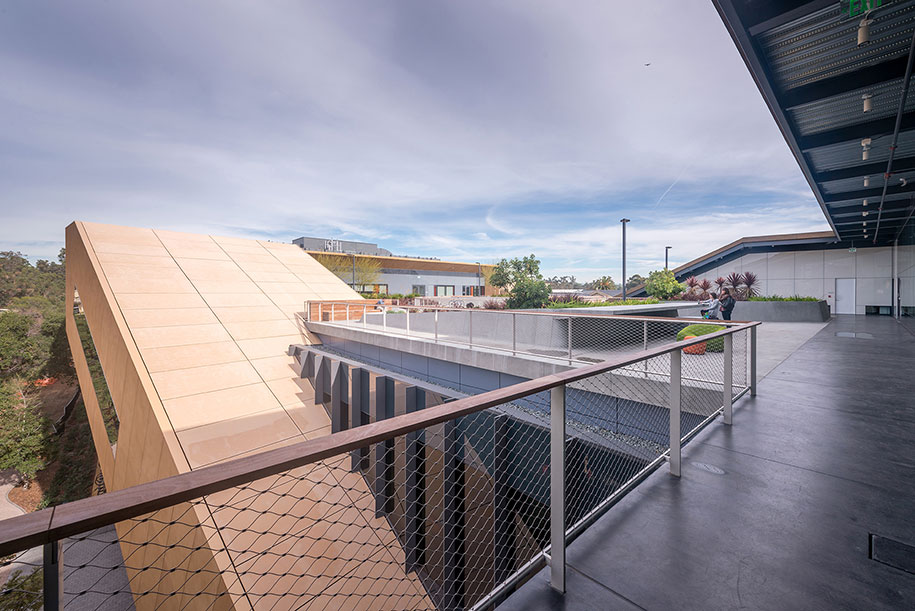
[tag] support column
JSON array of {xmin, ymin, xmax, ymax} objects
[
  {"xmin": 404, "ymin": 387, "xmax": 426, "ymax": 573},
  {"xmin": 493, "ymin": 413, "xmax": 515, "ymax": 585},
  {"xmin": 331, "ymin": 361, "xmax": 349, "ymax": 433},
  {"xmin": 350, "ymin": 368, "xmax": 370, "ymax": 471},
  {"xmin": 441, "ymin": 418, "xmax": 466, "ymax": 611},
  {"xmin": 374, "ymin": 376, "xmax": 395, "ymax": 517}
]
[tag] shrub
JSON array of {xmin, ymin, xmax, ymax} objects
[
  {"xmin": 676, "ymin": 323, "xmax": 726, "ymax": 352},
  {"xmin": 748, "ymin": 295, "xmax": 819, "ymax": 302},
  {"xmin": 645, "ymin": 269, "xmax": 685, "ymax": 300},
  {"xmin": 549, "ymin": 294, "xmax": 585, "ymax": 305},
  {"xmin": 482, "ymin": 298, "xmax": 507, "ymax": 310}
]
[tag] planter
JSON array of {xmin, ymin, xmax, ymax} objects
[{"xmin": 728, "ymin": 300, "xmax": 830, "ymax": 322}]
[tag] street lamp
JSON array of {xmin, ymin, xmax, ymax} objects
[
  {"xmin": 665, "ymin": 246, "xmax": 672, "ymax": 270},
  {"xmin": 620, "ymin": 218, "xmax": 630, "ymax": 299}
]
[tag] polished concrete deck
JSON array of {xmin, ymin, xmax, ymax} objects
[{"xmin": 501, "ymin": 316, "xmax": 915, "ymax": 610}]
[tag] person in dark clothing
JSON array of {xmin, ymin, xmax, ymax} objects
[{"xmin": 719, "ymin": 288, "xmax": 736, "ymax": 321}]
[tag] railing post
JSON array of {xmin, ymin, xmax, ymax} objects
[
  {"xmin": 550, "ymin": 384, "xmax": 566, "ymax": 593},
  {"xmin": 750, "ymin": 326, "xmax": 757, "ymax": 397},
  {"xmin": 346, "ymin": 303, "xmax": 350, "ymax": 323},
  {"xmin": 669, "ymin": 349, "xmax": 682, "ymax": 477},
  {"xmin": 643, "ymin": 320, "xmax": 649, "ymax": 378},
  {"xmin": 723, "ymin": 333, "xmax": 733, "ymax": 425},
  {"xmin": 434, "ymin": 310, "xmax": 439, "ymax": 341},
  {"xmin": 567, "ymin": 317, "xmax": 573, "ymax": 363},
  {"xmin": 319, "ymin": 302, "xmax": 323, "ymax": 322},
  {"xmin": 363, "ymin": 304, "xmax": 367, "ymax": 328},
  {"xmin": 382, "ymin": 306, "xmax": 387, "ymax": 330},
  {"xmin": 406, "ymin": 308, "xmax": 410, "ymax": 336},
  {"xmin": 469, "ymin": 309, "xmax": 473, "ymax": 346},
  {"xmin": 44, "ymin": 540, "xmax": 63, "ymax": 611},
  {"xmin": 512, "ymin": 313, "xmax": 517, "ymax": 354}
]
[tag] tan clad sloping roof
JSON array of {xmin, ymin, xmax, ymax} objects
[{"xmin": 74, "ymin": 222, "xmax": 433, "ymax": 610}]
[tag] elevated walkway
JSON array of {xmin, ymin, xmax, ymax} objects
[{"xmin": 500, "ymin": 316, "xmax": 915, "ymax": 610}]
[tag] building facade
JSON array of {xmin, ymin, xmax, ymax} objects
[{"xmin": 293, "ymin": 243, "xmax": 495, "ymax": 297}]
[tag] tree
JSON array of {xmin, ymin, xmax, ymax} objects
[
  {"xmin": 644, "ymin": 269, "xmax": 685, "ymax": 300},
  {"xmin": 312, "ymin": 253, "xmax": 352, "ymax": 283},
  {"xmin": 490, "ymin": 255, "xmax": 551, "ymax": 309},
  {"xmin": 353, "ymin": 256, "xmax": 381, "ymax": 288},
  {"xmin": 585, "ymin": 275, "xmax": 618, "ymax": 290},
  {"xmin": 0, "ymin": 312, "xmax": 43, "ymax": 377},
  {"xmin": 626, "ymin": 274, "xmax": 647, "ymax": 291},
  {"xmin": 0, "ymin": 380, "xmax": 48, "ymax": 485}
]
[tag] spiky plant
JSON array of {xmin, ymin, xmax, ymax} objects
[
  {"xmin": 698, "ymin": 278, "xmax": 712, "ymax": 292},
  {"xmin": 715, "ymin": 277, "xmax": 727, "ymax": 291},
  {"xmin": 742, "ymin": 271, "xmax": 760, "ymax": 298},
  {"xmin": 726, "ymin": 272, "xmax": 745, "ymax": 300}
]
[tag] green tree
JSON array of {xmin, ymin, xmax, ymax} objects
[
  {"xmin": 0, "ymin": 380, "xmax": 48, "ymax": 485},
  {"xmin": 588, "ymin": 275, "xmax": 618, "ymax": 290},
  {"xmin": 626, "ymin": 274, "xmax": 647, "ymax": 291},
  {"xmin": 644, "ymin": 269, "xmax": 684, "ymax": 300},
  {"xmin": 490, "ymin": 255, "xmax": 551, "ymax": 309},
  {"xmin": 0, "ymin": 312, "xmax": 43, "ymax": 377}
]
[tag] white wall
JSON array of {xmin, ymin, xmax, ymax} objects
[
  {"xmin": 698, "ymin": 246, "xmax": 905, "ymax": 315},
  {"xmin": 380, "ymin": 272, "xmax": 485, "ymax": 296}
]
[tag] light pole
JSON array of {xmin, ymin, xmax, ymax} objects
[
  {"xmin": 665, "ymin": 246, "xmax": 672, "ymax": 270},
  {"xmin": 620, "ymin": 218, "xmax": 630, "ymax": 299},
  {"xmin": 476, "ymin": 262, "xmax": 482, "ymax": 296}
]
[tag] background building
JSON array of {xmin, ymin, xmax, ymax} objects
[{"xmin": 293, "ymin": 236, "xmax": 495, "ymax": 297}]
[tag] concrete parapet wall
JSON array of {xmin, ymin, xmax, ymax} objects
[{"xmin": 729, "ymin": 300, "xmax": 829, "ymax": 322}]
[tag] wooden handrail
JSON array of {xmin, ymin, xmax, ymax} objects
[{"xmin": 0, "ymin": 321, "xmax": 758, "ymax": 557}]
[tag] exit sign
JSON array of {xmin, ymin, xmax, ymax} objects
[{"xmin": 845, "ymin": 0, "xmax": 891, "ymax": 18}]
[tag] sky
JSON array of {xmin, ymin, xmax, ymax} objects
[{"xmin": 0, "ymin": 1, "xmax": 830, "ymax": 281}]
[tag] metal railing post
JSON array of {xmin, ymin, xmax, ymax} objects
[
  {"xmin": 363, "ymin": 304, "xmax": 367, "ymax": 328},
  {"xmin": 469, "ymin": 309, "xmax": 473, "ymax": 346},
  {"xmin": 510, "ymin": 313, "xmax": 517, "ymax": 354},
  {"xmin": 434, "ymin": 310, "xmax": 439, "ymax": 341},
  {"xmin": 304, "ymin": 301, "xmax": 309, "ymax": 322},
  {"xmin": 346, "ymin": 303, "xmax": 350, "ymax": 323},
  {"xmin": 319, "ymin": 302, "xmax": 323, "ymax": 322},
  {"xmin": 724, "ymin": 334, "xmax": 733, "ymax": 425},
  {"xmin": 643, "ymin": 320, "xmax": 649, "ymax": 377},
  {"xmin": 44, "ymin": 540, "xmax": 63, "ymax": 611},
  {"xmin": 382, "ymin": 306, "xmax": 387, "ymax": 330},
  {"xmin": 406, "ymin": 308, "xmax": 410, "ymax": 336},
  {"xmin": 550, "ymin": 384, "xmax": 566, "ymax": 592},
  {"xmin": 750, "ymin": 326, "xmax": 757, "ymax": 397},
  {"xmin": 567, "ymin": 318, "xmax": 573, "ymax": 363},
  {"xmin": 669, "ymin": 349, "xmax": 682, "ymax": 477}
]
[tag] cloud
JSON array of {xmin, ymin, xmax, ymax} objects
[{"xmin": 0, "ymin": 0, "xmax": 826, "ymax": 275}]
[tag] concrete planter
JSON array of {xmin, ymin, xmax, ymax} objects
[{"xmin": 727, "ymin": 300, "xmax": 830, "ymax": 322}]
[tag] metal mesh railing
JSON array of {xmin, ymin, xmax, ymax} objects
[
  {"xmin": 306, "ymin": 301, "xmax": 744, "ymax": 368},
  {"xmin": 0, "ymin": 322, "xmax": 757, "ymax": 611}
]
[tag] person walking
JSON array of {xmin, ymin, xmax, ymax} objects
[{"xmin": 719, "ymin": 287, "xmax": 736, "ymax": 321}]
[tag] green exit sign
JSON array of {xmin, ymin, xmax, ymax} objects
[{"xmin": 846, "ymin": 0, "xmax": 891, "ymax": 18}]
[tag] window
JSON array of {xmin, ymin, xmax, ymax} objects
[
  {"xmin": 434, "ymin": 285, "xmax": 455, "ymax": 296},
  {"xmin": 412, "ymin": 285, "xmax": 426, "ymax": 296},
  {"xmin": 462, "ymin": 285, "xmax": 483, "ymax": 297},
  {"xmin": 356, "ymin": 284, "xmax": 388, "ymax": 295}
]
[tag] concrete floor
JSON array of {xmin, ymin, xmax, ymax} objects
[{"xmin": 500, "ymin": 316, "xmax": 915, "ymax": 610}]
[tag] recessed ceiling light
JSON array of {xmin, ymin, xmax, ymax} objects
[
  {"xmin": 863, "ymin": 94, "xmax": 873, "ymax": 113},
  {"xmin": 863, "ymin": 199, "xmax": 869, "ymax": 207},
  {"xmin": 864, "ymin": 176, "xmax": 870, "ymax": 187},
  {"xmin": 863, "ymin": 210, "xmax": 869, "ymax": 216},
  {"xmin": 862, "ymin": 138, "xmax": 872, "ymax": 160}
]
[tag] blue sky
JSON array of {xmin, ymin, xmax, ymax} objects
[{"xmin": 0, "ymin": 1, "xmax": 830, "ymax": 280}]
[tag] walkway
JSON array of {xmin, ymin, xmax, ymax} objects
[{"xmin": 500, "ymin": 316, "xmax": 915, "ymax": 610}]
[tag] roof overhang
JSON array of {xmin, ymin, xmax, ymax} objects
[{"xmin": 712, "ymin": 0, "xmax": 915, "ymax": 245}]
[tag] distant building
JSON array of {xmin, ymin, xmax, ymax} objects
[{"xmin": 293, "ymin": 236, "xmax": 495, "ymax": 297}]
